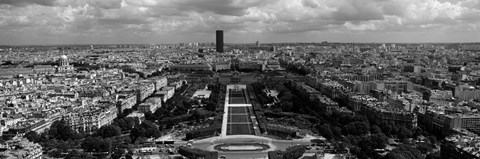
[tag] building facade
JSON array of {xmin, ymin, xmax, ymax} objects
[{"xmin": 216, "ymin": 30, "xmax": 224, "ymax": 53}]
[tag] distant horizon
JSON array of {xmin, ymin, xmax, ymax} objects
[{"xmin": 1, "ymin": 41, "xmax": 480, "ymax": 47}]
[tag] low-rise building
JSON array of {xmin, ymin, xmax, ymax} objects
[
  {"xmin": 64, "ymin": 104, "xmax": 117, "ymax": 134},
  {"xmin": 442, "ymin": 129, "xmax": 480, "ymax": 159},
  {"xmin": 138, "ymin": 97, "xmax": 162, "ymax": 113},
  {"xmin": 170, "ymin": 63, "xmax": 212, "ymax": 71},
  {"xmin": 455, "ymin": 85, "xmax": 480, "ymax": 101},
  {"xmin": 213, "ymin": 62, "xmax": 231, "ymax": 71},
  {"xmin": 116, "ymin": 94, "xmax": 137, "ymax": 114},
  {"xmin": 192, "ymin": 90, "xmax": 212, "ymax": 99},
  {"xmin": 152, "ymin": 77, "xmax": 168, "ymax": 91},
  {"xmin": 294, "ymin": 82, "xmax": 339, "ymax": 113},
  {"xmin": 420, "ymin": 109, "xmax": 480, "ymax": 134},
  {"xmin": 157, "ymin": 87, "xmax": 175, "ymax": 102},
  {"xmin": 348, "ymin": 94, "xmax": 417, "ymax": 129},
  {"xmin": 0, "ymin": 137, "xmax": 42, "ymax": 159},
  {"xmin": 136, "ymin": 82, "xmax": 155, "ymax": 103},
  {"xmin": 361, "ymin": 102, "xmax": 417, "ymax": 129},
  {"xmin": 348, "ymin": 94, "xmax": 377, "ymax": 112}
]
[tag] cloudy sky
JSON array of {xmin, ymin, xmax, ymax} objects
[{"xmin": 0, "ymin": 0, "xmax": 479, "ymax": 45}]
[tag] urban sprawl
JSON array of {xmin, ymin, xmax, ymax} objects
[{"xmin": 2, "ymin": 37, "xmax": 480, "ymax": 159}]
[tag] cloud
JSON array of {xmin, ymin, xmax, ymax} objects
[
  {"xmin": 331, "ymin": 0, "xmax": 385, "ymax": 21},
  {"xmin": 92, "ymin": 0, "xmax": 122, "ymax": 9},
  {"xmin": 0, "ymin": 0, "xmax": 57, "ymax": 7},
  {"xmin": 174, "ymin": 0, "xmax": 267, "ymax": 16},
  {"xmin": 0, "ymin": 0, "xmax": 480, "ymax": 44}
]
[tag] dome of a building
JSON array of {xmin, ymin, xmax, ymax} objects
[{"xmin": 59, "ymin": 55, "xmax": 69, "ymax": 67}]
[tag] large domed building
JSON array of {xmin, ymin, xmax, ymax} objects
[
  {"xmin": 57, "ymin": 55, "xmax": 74, "ymax": 72},
  {"xmin": 59, "ymin": 55, "xmax": 69, "ymax": 66}
]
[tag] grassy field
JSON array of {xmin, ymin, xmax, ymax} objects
[
  {"xmin": 227, "ymin": 123, "xmax": 253, "ymax": 135},
  {"xmin": 229, "ymin": 107, "xmax": 247, "ymax": 114},
  {"xmin": 227, "ymin": 106, "xmax": 253, "ymax": 135},
  {"xmin": 228, "ymin": 90, "xmax": 247, "ymax": 104}
]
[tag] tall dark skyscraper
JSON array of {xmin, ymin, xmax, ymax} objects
[{"xmin": 216, "ymin": 30, "xmax": 224, "ymax": 53}]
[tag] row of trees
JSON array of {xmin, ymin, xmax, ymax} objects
[
  {"xmin": 81, "ymin": 136, "xmax": 115, "ymax": 152},
  {"xmin": 185, "ymin": 126, "xmax": 221, "ymax": 140},
  {"xmin": 178, "ymin": 146, "xmax": 218, "ymax": 159},
  {"xmin": 111, "ymin": 117, "xmax": 139, "ymax": 132},
  {"xmin": 25, "ymin": 120, "xmax": 83, "ymax": 143},
  {"xmin": 278, "ymin": 59, "xmax": 314, "ymax": 75},
  {"xmin": 267, "ymin": 145, "xmax": 307, "ymax": 159},
  {"xmin": 24, "ymin": 120, "xmax": 94, "ymax": 158},
  {"xmin": 250, "ymin": 82, "xmax": 275, "ymax": 105},
  {"xmin": 24, "ymin": 119, "xmax": 139, "ymax": 158},
  {"xmin": 384, "ymin": 144, "xmax": 424, "ymax": 159},
  {"xmin": 130, "ymin": 120, "xmax": 162, "ymax": 142},
  {"xmin": 265, "ymin": 125, "xmax": 297, "ymax": 139},
  {"xmin": 251, "ymin": 80, "xmax": 429, "ymax": 159},
  {"xmin": 203, "ymin": 83, "xmax": 222, "ymax": 112}
]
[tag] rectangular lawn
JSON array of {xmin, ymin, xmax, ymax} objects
[
  {"xmin": 229, "ymin": 97, "xmax": 247, "ymax": 104},
  {"xmin": 227, "ymin": 123, "xmax": 253, "ymax": 135},
  {"xmin": 229, "ymin": 107, "xmax": 247, "ymax": 114},
  {"xmin": 229, "ymin": 114, "xmax": 250, "ymax": 123}
]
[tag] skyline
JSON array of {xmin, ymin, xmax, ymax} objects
[{"xmin": 1, "ymin": 0, "xmax": 480, "ymax": 45}]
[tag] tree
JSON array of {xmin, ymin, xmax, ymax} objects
[
  {"xmin": 99, "ymin": 138, "xmax": 112, "ymax": 152},
  {"xmin": 332, "ymin": 126, "xmax": 342, "ymax": 138},
  {"xmin": 352, "ymin": 134, "xmax": 387, "ymax": 158},
  {"xmin": 111, "ymin": 149, "xmax": 126, "ymax": 159},
  {"xmin": 384, "ymin": 144, "xmax": 423, "ymax": 159},
  {"xmin": 204, "ymin": 99, "xmax": 217, "ymax": 112},
  {"xmin": 426, "ymin": 151, "xmax": 440, "ymax": 159},
  {"xmin": 397, "ymin": 126, "xmax": 413, "ymax": 140},
  {"xmin": 413, "ymin": 127, "xmax": 424, "ymax": 137},
  {"xmin": 283, "ymin": 145, "xmax": 307, "ymax": 159},
  {"xmin": 65, "ymin": 150, "xmax": 81, "ymax": 159},
  {"xmin": 383, "ymin": 153, "xmax": 407, "ymax": 159},
  {"xmin": 370, "ymin": 134, "xmax": 388, "ymax": 149},
  {"xmin": 24, "ymin": 131, "xmax": 39, "ymax": 142},
  {"xmin": 371, "ymin": 125, "xmax": 382, "ymax": 134},
  {"xmin": 130, "ymin": 126, "xmax": 146, "ymax": 141},
  {"xmin": 113, "ymin": 118, "xmax": 127, "ymax": 130},
  {"xmin": 191, "ymin": 109, "xmax": 202, "ymax": 123},
  {"xmin": 154, "ymin": 107, "xmax": 171, "ymax": 119},
  {"xmin": 319, "ymin": 124, "xmax": 334, "ymax": 140},
  {"xmin": 136, "ymin": 120, "xmax": 161, "ymax": 139},
  {"xmin": 146, "ymin": 127, "xmax": 162, "ymax": 138},
  {"xmin": 126, "ymin": 151, "xmax": 134, "ymax": 159},
  {"xmin": 82, "ymin": 136, "xmax": 112, "ymax": 152},
  {"xmin": 48, "ymin": 149, "xmax": 63, "ymax": 158},
  {"xmin": 144, "ymin": 111, "xmax": 157, "ymax": 121},
  {"xmin": 428, "ymin": 136, "xmax": 437, "ymax": 145},
  {"xmin": 82, "ymin": 136, "xmax": 101, "ymax": 152},
  {"xmin": 140, "ymin": 120, "xmax": 157, "ymax": 130},
  {"xmin": 380, "ymin": 121, "xmax": 393, "ymax": 135},
  {"xmin": 416, "ymin": 142, "xmax": 434, "ymax": 154},
  {"xmin": 84, "ymin": 155, "xmax": 96, "ymax": 159},
  {"xmin": 111, "ymin": 136, "xmax": 131, "ymax": 148},
  {"xmin": 49, "ymin": 120, "xmax": 78, "ymax": 140},
  {"xmin": 97, "ymin": 125, "xmax": 122, "ymax": 138},
  {"xmin": 280, "ymin": 101, "xmax": 294, "ymax": 112},
  {"xmin": 124, "ymin": 117, "xmax": 138, "ymax": 129},
  {"xmin": 342, "ymin": 122, "xmax": 370, "ymax": 136}
]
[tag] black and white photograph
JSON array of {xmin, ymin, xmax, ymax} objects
[{"xmin": 0, "ymin": 0, "xmax": 479, "ymax": 159}]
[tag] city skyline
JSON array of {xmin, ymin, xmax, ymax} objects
[{"xmin": 0, "ymin": 0, "xmax": 480, "ymax": 45}]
